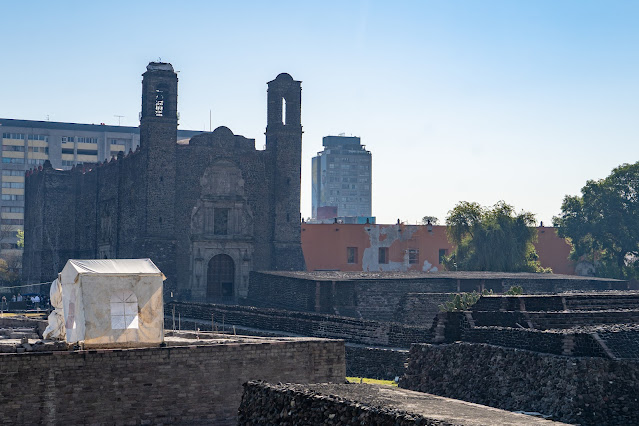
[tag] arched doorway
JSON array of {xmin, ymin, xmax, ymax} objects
[{"xmin": 207, "ymin": 254, "xmax": 235, "ymax": 299}]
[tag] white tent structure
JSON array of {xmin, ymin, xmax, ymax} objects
[{"xmin": 44, "ymin": 259, "xmax": 165, "ymax": 348}]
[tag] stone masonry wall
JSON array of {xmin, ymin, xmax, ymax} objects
[
  {"xmin": 462, "ymin": 326, "xmax": 610, "ymax": 357},
  {"xmin": 400, "ymin": 342, "xmax": 639, "ymax": 425},
  {"xmin": 247, "ymin": 273, "xmax": 626, "ymax": 324},
  {"xmin": 0, "ymin": 339, "xmax": 345, "ymax": 425},
  {"xmin": 238, "ymin": 381, "xmax": 435, "ymax": 426},
  {"xmin": 23, "ymin": 65, "xmax": 307, "ymax": 298},
  {"xmin": 393, "ymin": 293, "xmax": 452, "ymax": 327},
  {"xmin": 163, "ymin": 314, "xmax": 409, "ymax": 380},
  {"xmin": 247, "ymin": 272, "xmax": 316, "ymax": 311},
  {"xmin": 170, "ymin": 301, "xmax": 432, "ymax": 348},
  {"xmin": 344, "ymin": 346, "xmax": 408, "ymax": 380},
  {"xmin": 471, "ymin": 309, "xmax": 639, "ymax": 330}
]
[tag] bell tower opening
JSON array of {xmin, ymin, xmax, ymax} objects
[
  {"xmin": 282, "ymin": 97, "xmax": 286, "ymax": 125},
  {"xmin": 140, "ymin": 62, "xmax": 178, "ymax": 125},
  {"xmin": 155, "ymin": 87, "xmax": 166, "ymax": 117}
]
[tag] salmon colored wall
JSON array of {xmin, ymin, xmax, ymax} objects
[
  {"xmin": 534, "ymin": 226, "xmax": 575, "ymax": 275},
  {"xmin": 301, "ymin": 224, "xmax": 575, "ymax": 275},
  {"xmin": 301, "ymin": 224, "xmax": 453, "ymax": 272}
]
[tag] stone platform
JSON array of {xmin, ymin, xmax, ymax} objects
[{"xmin": 238, "ymin": 381, "xmax": 566, "ymax": 425}]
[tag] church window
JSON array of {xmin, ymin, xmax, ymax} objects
[
  {"xmin": 282, "ymin": 98, "xmax": 286, "ymax": 125},
  {"xmin": 214, "ymin": 208, "xmax": 229, "ymax": 235},
  {"xmin": 155, "ymin": 89, "xmax": 165, "ymax": 117}
]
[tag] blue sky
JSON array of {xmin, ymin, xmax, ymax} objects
[{"xmin": 2, "ymin": 1, "xmax": 638, "ymax": 224}]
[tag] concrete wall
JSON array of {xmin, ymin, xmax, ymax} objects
[
  {"xmin": 400, "ymin": 342, "xmax": 639, "ymax": 425},
  {"xmin": 0, "ymin": 339, "xmax": 345, "ymax": 425}
]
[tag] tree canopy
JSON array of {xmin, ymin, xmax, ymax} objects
[
  {"xmin": 553, "ymin": 161, "xmax": 639, "ymax": 279},
  {"xmin": 16, "ymin": 229, "xmax": 24, "ymax": 249},
  {"xmin": 420, "ymin": 216, "xmax": 439, "ymax": 225},
  {"xmin": 444, "ymin": 201, "xmax": 546, "ymax": 273}
]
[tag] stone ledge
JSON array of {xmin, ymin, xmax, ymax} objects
[{"xmin": 238, "ymin": 381, "xmax": 566, "ymax": 425}]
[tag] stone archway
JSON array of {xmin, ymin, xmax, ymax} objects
[{"xmin": 207, "ymin": 254, "xmax": 235, "ymax": 299}]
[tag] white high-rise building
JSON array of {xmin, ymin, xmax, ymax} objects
[{"xmin": 312, "ymin": 135, "xmax": 372, "ymax": 219}]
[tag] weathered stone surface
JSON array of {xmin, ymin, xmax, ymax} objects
[
  {"xmin": 247, "ymin": 271, "xmax": 627, "ymax": 321},
  {"xmin": 238, "ymin": 381, "xmax": 565, "ymax": 425},
  {"xmin": 400, "ymin": 342, "xmax": 639, "ymax": 425},
  {"xmin": 169, "ymin": 301, "xmax": 432, "ymax": 348}
]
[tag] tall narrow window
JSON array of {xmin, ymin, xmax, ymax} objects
[
  {"xmin": 378, "ymin": 247, "xmax": 389, "ymax": 264},
  {"xmin": 408, "ymin": 249, "xmax": 419, "ymax": 265},
  {"xmin": 347, "ymin": 247, "xmax": 358, "ymax": 264},
  {"xmin": 282, "ymin": 97, "xmax": 286, "ymax": 125},
  {"xmin": 214, "ymin": 208, "xmax": 229, "ymax": 235},
  {"xmin": 155, "ymin": 89, "xmax": 165, "ymax": 117},
  {"xmin": 439, "ymin": 249, "xmax": 448, "ymax": 264}
]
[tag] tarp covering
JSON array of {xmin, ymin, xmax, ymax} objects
[
  {"xmin": 43, "ymin": 279, "xmax": 65, "ymax": 340},
  {"xmin": 48, "ymin": 259, "xmax": 164, "ymax": 348}
]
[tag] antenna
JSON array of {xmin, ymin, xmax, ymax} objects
[{"xmin": 114, "ymin": 115, "xmax": 124, "ymax": 126}]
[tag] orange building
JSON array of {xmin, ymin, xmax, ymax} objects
[{"xmin": 301, "ymin": 223, "xmax": 575, "ymax": 275}]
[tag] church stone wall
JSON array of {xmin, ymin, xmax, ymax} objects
[{"xmin": 23, "ymin": 63, "xmax": 305, "ymax": 299}]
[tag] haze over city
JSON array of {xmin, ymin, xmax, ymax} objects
[{"xmin": 1, "ymin": 1, "xmax": 637, "ymax": 225}]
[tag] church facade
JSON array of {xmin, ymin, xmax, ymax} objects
[{"xmin": 22, "ymin": 62, "xmax": 306, "ymax": 301}]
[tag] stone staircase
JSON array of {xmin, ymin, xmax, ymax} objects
[
  {"xmin": 461, "ymin": 292, "xmax": 639, "ymax": 360},
  {"xmin": 564, "ymin": 293, "xmax": 639, "ymax": 311}
]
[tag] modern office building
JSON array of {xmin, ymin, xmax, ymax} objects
[
  {"xmin": 0, "ymin": 118, "xmax": 201, "ymax": 268},
  {"xmin": 311, "ymin": 135, "xmax": 371, "ymax": 219}
]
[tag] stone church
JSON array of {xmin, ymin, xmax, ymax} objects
[{"xmin": 23, "ymin": 62, "xmax": 306, "ymax": 301}]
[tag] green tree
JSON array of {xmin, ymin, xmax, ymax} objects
[
  {"xmin": 0, "ymin": 258, "xmax": 19, "ymax": 285},
  {"xmin": 16, "ymin": 229, "xmax": 24, "ymax": 249},
  {"xmin": 438, "ymin": 289, "xmax": 493, "ymax": 312},
  {"xmin": 553, "ymin": 161, "xmax": 639, "ymax": 279},
  {"xmin": 444, "ymin": 201, "xmax": 547, "ymax": 272},
  {"xmin": 421, "ymin": 216, "xmax": 439, "ymax": 225}
]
